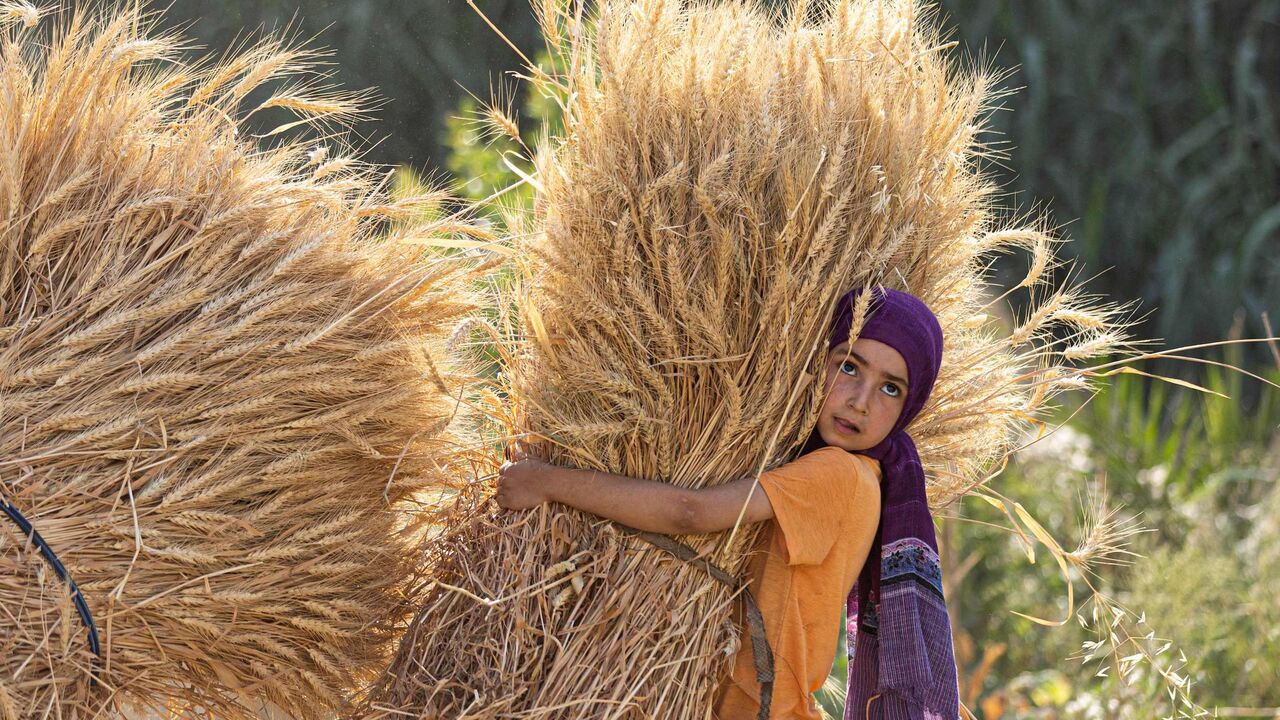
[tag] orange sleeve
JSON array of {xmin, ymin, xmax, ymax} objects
[{"xmin": 756, "ymin": 446, "xmax": 876, "ymax": 566}]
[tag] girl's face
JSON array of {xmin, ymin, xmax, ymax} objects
[{"xmin": 816, "ymin": 338, "xmax": 909, "ymax": 452}]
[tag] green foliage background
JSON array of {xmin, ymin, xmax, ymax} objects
[
  {"xmin": 939, "ymin": 358, "xmax": 1280, "ymax": 717},
  {"xmin": 159, "ymin": 0, "xmax": 1278, "ymax": 716},
  {"xmin": 939, "ymin": 1, "xmax": 1280, "ymax": 375},
  {"xmin": 161, "ymin": 0, "xmax": 544, "ymax": 171}
]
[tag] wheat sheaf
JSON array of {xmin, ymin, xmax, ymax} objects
[
  {"xmin": 0, "ymin": 3, "xmax": 488, "ymax": 718},
  {"xmin": 372, "ymin": 0, "xmax": 1133, "ymax": 718}
]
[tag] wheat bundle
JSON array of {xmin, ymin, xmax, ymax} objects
[
  {"xmin": 0, "ymin": 4, "xmax": 487, "ymax": 719},
  {"xmin": 374, "ymin": 0, "xmax": 1132, "ymax": 717}
]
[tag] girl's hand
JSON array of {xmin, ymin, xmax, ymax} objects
[{"xmin": 495, "ymin": 456, "xmax": 555, "ymax": 510}]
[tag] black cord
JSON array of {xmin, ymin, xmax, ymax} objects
[{"xmin": 1, "ymin": 495, "xmax": 102, "ymax": 675}]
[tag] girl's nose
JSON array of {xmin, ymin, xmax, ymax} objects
[{"xmin": 846, "ymin": 382, "xmax": 871, "ymax": 414}]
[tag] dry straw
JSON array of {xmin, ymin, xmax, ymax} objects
[
  {"xmin": 371, "ymin": 0, "xmax": 1136, "ymax": 717},
  {"xmin": 0, "ymin": 4, "xmax": 490, "ymax": 719}
]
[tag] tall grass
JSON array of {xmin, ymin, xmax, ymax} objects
[{"xmin": 937, "ymin": 0, "xmax": 1280, "ymax": 366}]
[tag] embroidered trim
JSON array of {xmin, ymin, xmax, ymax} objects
[{"xmin": 880, "ymin": 536, "xmax": 944, "ymax": 599}]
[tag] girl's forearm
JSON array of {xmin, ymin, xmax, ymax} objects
[{"xmin": 541, "ymin": 465, "xmax": 701, "ymax": 535}]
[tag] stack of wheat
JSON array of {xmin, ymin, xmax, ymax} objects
[
  {"xmin": 374, "ymin": 0, "xmax": 1132, "ymax": 717},
  {"xmin": 0, "ymin": 3, "xmax": 489, "ymax": 719}
]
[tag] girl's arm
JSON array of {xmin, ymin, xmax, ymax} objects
[{"xmin": 496, "ymin": 457, "xmax": 774, "ymax": 535}]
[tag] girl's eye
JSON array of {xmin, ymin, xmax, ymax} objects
[
  {"xmin": 840, "ymin": 360, "xmax": 857, "ymax": 376},
  {"xmin": 881, "ymin": 383, "xmax": 901, "ymax": 398}
]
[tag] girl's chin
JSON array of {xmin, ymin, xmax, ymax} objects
[{"xmin": 819, "ymin": 426, "xmax": 868, "ymax": 452}]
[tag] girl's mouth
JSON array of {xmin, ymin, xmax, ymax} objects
[{"xmin": 834, "ymin": 417, "xmax": 859, "ymax": 434}]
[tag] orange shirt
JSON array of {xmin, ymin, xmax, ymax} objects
[{"xmin": 713, "ymin": 446, "xmax": 882, "ymax": 720}]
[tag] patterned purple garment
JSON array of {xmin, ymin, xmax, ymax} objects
[{"xmin": 803, "ymin": 287, "xmax": 959, "ymax": 720}]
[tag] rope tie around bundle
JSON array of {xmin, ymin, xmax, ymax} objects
[{"xmin": 622, "ymin": 526, "xmax": 775, "ymax": 720}]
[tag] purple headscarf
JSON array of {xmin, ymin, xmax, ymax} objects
[{"xmin": 802, "ymin": 286, "xmax": 959, "ymax": 720}]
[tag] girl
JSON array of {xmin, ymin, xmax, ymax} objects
[{"xmin": 497, "ymin": 287, "xmax": 959, "ymax": 720}]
